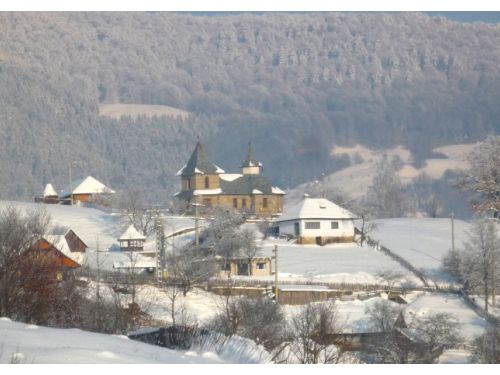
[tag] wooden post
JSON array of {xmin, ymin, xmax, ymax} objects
[
  {"xmin": 451, "ymin": 213, "xmax": 455, "ymax": 253},
  {"xmin": 273, "ymin": 245, "xmax": 279, "ymax": 304}
]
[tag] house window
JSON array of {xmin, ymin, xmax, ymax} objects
[
  {"xmin": 242, "ymin": 198, "xmax": 247, "ymax": 208},
  {"xmin": 256, "ymin": 262, "xmax": 266, "ymax": 270},
  {"xmin": 263, "ymin": 197, "xmax": 268, "ymax": 208},
  {"xmin": 331, "ymin": 221, "xmax": 339, "ymax": 229},
  {"xmin": 223, "ymin": 262, "xmax": 231, "ymax": 271},
  {"xmin": 233, "ymin": 198, "xmax": 238, "ymax": 208},
  {"xmin": 305, "ymin": 222, "xmax": 321, "ymax": 229},
  {"xmin": 187, "ymin": 178, "xmax": 191, "ymax": 190},
  {"xmin": 203, "ymin": 198, "xmax": 212, "ymax": 207},
  {"xmin": 204, "ymin": 176, "xmax": 210, "ymax": 188}
]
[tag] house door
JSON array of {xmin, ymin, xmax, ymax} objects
[
  {"xmin": 237, "ymin": 263, "xmax": 249, "ymax": 276},
  {"xmin": 294, "ymin": 222, "xmax": 300, "ymax": 236},
  {"xmin": 315, "ymin": 236, "xmax": 322, "ymax": 246}
]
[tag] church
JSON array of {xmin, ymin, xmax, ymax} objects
[{"xmin": 175, "ymin": 142, "xmax": 285, "ymax": 218}]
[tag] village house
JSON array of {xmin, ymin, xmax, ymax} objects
[
  {"xmin": 24, "ymin": 229, "xmax": 87, "ymax": 280},
  {"xmin": 59, "ymin": 175, "xmax": 115, "ymax": 205},
  {"xmin": 42, "ymin": 183, "xmax": 59, "ymax": 204},
  {"xmin": 276, "ymin": 195, "xmax": 358, "ymax": 245},
  {"xmin": 216, "ymin": 255, "xmax": 273, "ymax": 277},
  {"xmin": 175, "ymin": 142, "xmax": 285, "ymax": 218}
]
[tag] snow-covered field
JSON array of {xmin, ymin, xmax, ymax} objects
[
  {"xmin": 259, "ymin": 239, "xmax": 422, "ymax": 285},
  {"xmin": 403, "ymin": 293, "xmax": 488, "ymax": 342},
  {"xmin": 370, "ymin": 218, "xmax": 471, "ymax": 284},
  {"xmin": 0, "ymin": 317, "xmax": 225, "ymax": 364}
]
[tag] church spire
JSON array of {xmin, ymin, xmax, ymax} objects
[
  {"xmin": 241, "ymin": 142, "xmax": 262, "ymax": 175},
  {"xmin": 178, "ymin": 142, "xmax": 224, "ymax": 176}
]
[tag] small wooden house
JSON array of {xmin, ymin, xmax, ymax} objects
[
  {"xmin": 24, "ymin": 236, "xmax": 82, "ymax": 281},
  {"xmin": 216, "ymin": 256, "xmax": 273, "ymax": 277},
  {"xmin": 276, "ymin": 195, "xmax": 358, "ymax": 245},
  {"xmin": 59, "ymin": 176, "xmax": 115, "ymax": 204},
  {"xmin": 118, "ymin": 225, "xmax": 146, "ymax": 252},
  {"xmin": 43, "ymin": 183, "xmax": 59, "ymax": 204}
]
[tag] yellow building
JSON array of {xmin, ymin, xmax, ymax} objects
[{"xmin": 175, "ymin": 142, "xmax": 285, "ymax": 218}]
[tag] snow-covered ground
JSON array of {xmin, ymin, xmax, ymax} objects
[
  {"xmin": 370, "ymin": 218, "xmax": 471, "ymax": 284},
  {"xmin": 0, "ymin": 317, "xmax": 227, "ymax": 364},
  {"xmin": 403, "ymin": 293, "xmax": 488, "ymax": 342},
  {"xmin": 259, "ymin": 239, "xmax": 422, "ymax": 286}
]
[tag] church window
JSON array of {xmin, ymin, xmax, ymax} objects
[
  {"xmin": 205, "ymin": 176, "xmax": 209, "ymax": 188},
  {"xmin": 263, "ymin": 197, "xmax": 268, "ymax": 208}
]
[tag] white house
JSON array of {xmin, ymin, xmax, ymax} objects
[{"xmin": 276, "ymin": 195, "xmax": 358, "ymax": 245}]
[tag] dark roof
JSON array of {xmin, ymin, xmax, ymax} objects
[
  {"xmin": 241, "ymin": 142, "xmax": 262, "ymax": 168},
  {"xmin": 181, "ymin": 142, "xmax": 220, "ymax": 176},
  {"xmin": 220, "ymin": 174, "xmax": 274, "ymax": 195}
]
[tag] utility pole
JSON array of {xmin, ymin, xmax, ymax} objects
[
  {"xmin": 155, "ymin": 212, "xmax": 165, "ymax": 287},
  {"xmin": 273, "ymin": 245, "xmax": 279, "ymax": 304},
  {"xmin": 451, "ymin": 212, "xmax": 455, "ymax": 253},
  {"xmin": 194, "ymin": 193, "xmax": 199, "ymax": 250},
  {"xmin": 68, "ymin": 160, "xmax": 78, "ymax": 205}
]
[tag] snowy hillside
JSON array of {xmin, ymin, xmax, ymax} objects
[
  {"xmin": 0, "ymin": 317, "xmax": 225, "ymax": 364},
  {"xmin": 370, "ymin": 218, "xmax": 471, "ymax": 284},
  {"xmin": 259, "ymin": 239, "xmax": 422, "ymax": 286},
  {"xmin": 0, "ymin": 317, "xmax": 271, "ymax": 364}
]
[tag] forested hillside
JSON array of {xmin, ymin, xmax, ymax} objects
[{"xmin": 0, "ymin": 12, "xmax": 499, "ymax": 202}]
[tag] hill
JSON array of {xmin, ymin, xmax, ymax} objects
[{"xmin": 0, "ymin": 12, "xmax": 499, "ymax": 202}]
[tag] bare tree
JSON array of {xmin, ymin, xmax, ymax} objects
[
  {"xmin": 470, "ymin": 325, "xmax": 500, "ymax": 364},
  {"xmin": 118, "ymin": 189, "xmax": 157, "ymax": 236},
  {"xmin": 376, "ymin": 270, "xmax": 405, "ymax": 298},
  {"xmin": 410, "ymin": 312, "xmax": 462, "ymax": 362},
  {"xmin": 459, "ymin": 217, "xmax": 500, "ymax": 311},
  {"xmin": 455, "ymin": 135, "xmax": 500, "ymax": 219},
  {"xmin": 365, "ymin": 157, "xmax": 411, "ymax": 218},
  {"xmin": 288, "ymin": 301, "xmax": 345, "ymax": 364},
  {"xmin": 207, "ymin": 296, "xmax": 286, "ymax": 351},
  {"xmin": 365, "ymin": 309, "xmax": 460, "ymax": 364},
  {"xmin": 239, "ymin": 229, "xmax": 261, "ymax": 276},
  {"xmin": 0, "ymin": 206, "xmax": 50, "ymax": 318},
  {"xmin": 365, "ymin": 299, "xmax": 401, "ymax": 333}
]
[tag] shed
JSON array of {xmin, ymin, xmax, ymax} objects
[{"xmin": 42, "ymin": 183, "xmax": 59, "ymax": 204}]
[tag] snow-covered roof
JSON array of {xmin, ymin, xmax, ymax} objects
[
  {"xmin": 113, "ymin": 259, "xmax": 155, "ymax": 269},
  {"xmin": 252, "ymin": 189, "xmax": 263, "ymax": 194},
  {"xmin": 277, "ymin": 196, "xmax": 358, "ymax": 222},
  {"xmin": 43, "ymin": 183, "xmax": 58, "ymax": 198},
  {"xmin": 220, "ymin": 173, "xmax": 242, "ymax": 182},
  {"xmin": 176, "ymin": 164, "xmax": 187, "ymax": 176},
  {"xmin": 59, "ymin": 176, "xmax": 115, "ymax": 198},
  {"xmin": 278, "ymin": 284, "xmax": 330, "ymax": 292},
  {"xmin": 45, "ymin": 234, "xmax": 85, "ymax": 265},
  {"xmin": 271, "ymin": 186, "xmax": 286, "ymax": 195},
  {"xmin": 119, "ymin": 225, "xmax": 146, "ymax": 241},
  {"xmin": 192, "ymin": 188, "xmax": 223, "ymax": 195}
]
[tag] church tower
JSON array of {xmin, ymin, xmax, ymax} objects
[
  {"xmin": 176, "ymin": 142, "xmax": 224, "ymax": 195},
  {"xmin": 241, "ymin": 142, "xmax": 263, "ymax": 175}
]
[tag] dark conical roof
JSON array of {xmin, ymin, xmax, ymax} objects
[
  {"xmin": 179, "ymin": 142, "xmax": 224, "ymax": 176},
  {"xmin": 241, "ymin": 142, "xmax": 262, "ymax": 168}
]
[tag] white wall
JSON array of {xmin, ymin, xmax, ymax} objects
[{"xmin": 279, "ymin": 219, "xmax": 355, "ymax": 238}]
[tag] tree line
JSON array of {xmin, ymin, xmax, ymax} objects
[{"xmin": 0, "ymin": 12, "xmax": 499, "ymax": 201}]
